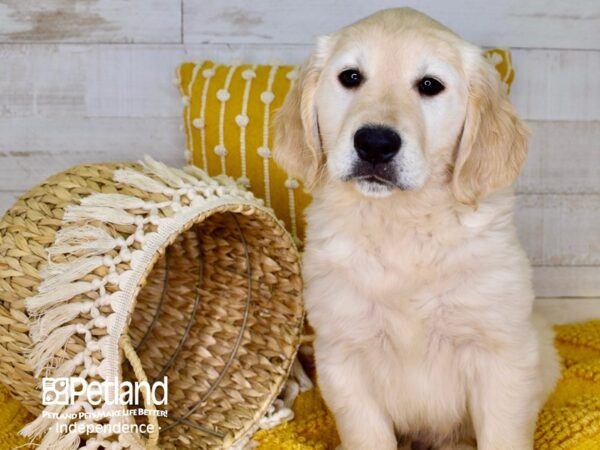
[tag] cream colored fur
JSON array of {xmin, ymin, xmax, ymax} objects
[{"xmin": 275, "ymin": 8, "xmax": 560, "ymax": 450}]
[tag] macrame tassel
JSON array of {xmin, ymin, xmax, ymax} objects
[
  {"xmin": 80, "ymin": 193, "xmax": 149, "ymax": 210},
  {"xmin": 214, "ymin": 173, "xmax": 239, "ymax": 187},
  {"xmin": 31, "ymin": 302, "xmax": 90, "ymax": 342},
  {"xmin": 63, "ymin": 205, "xmax": 136, "ymax": 226},
  {"xmin": 171, "ymin": 166, "xmax": 205, "ymax": 186},
  {"xmin": 42, "ymin": 255, "xmax": 103, "ymax": 277},
  {"xmin": 39, "ymin": 256, "xmax": 104, "ymax": 292},
  {"xmin": 255, "ymin": 358, "xmax": 311, "ymax": 431},
  {"xmin": 184, "ymin": 165, "xmax": 218, "ymax": 185},
  {"xmin": 28, "ymin": 324, "xmax": 78, "ymax": 376},
  {"xmin": 49, "ymin": 225, "xmax": 118, "ymax": 257},
  {"xmin": 258, "ymin": 399, "xmax": 294, "ymax": 430},
  {"xmin": 27, "ymin": 281, "xmax": 92, "ymax": 313},
  {"xmin": 51, "ymin": 354, "xmax": 83, "ymax": 379},
  {"xmin": 114, "ymin": 169, "xmax": 172, "ymax": 194},
  {"xmin": 20, "ymin": 404, "xmax": 63, "ymax": 439},
  {"xmin": 42, "ymin": 428, "xmax": 80, "ymax": 450},
  {"xmin": 142, "ymin": 156, "xmax": 188, "ymax": 188},
  {"xmin": 37, "ymin": 426, "xmax": 62, "ymax": 450}
]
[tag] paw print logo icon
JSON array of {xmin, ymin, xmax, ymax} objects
[{"xmin": 42, "ymin": 378, "xmax": 70, "ymax": 406}]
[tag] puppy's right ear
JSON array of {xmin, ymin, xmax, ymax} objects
[{"xmin": 274, "ymin": 45, "xmax": 326, "ymax": 189}]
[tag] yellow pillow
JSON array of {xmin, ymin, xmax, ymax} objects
[{"xmin": 177, "ymin": 50, "xmax": 514, "ymax": 241}]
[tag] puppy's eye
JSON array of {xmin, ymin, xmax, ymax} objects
[
  {"xmin": 338, "ymin": 69, "xmax": 363, "ymax": 89},
  {"xmin": 418, "ymin": 77, "xmax": 444, "ymax": 96}
]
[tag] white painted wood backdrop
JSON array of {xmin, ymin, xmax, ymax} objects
[{"xmin": 0, "ymin": 1, "xmax": 599, "ymax": 313}]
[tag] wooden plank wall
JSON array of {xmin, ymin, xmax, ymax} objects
[{"xmin": 0, "ymin": 1, "xmax": 599, "ymax": 308}]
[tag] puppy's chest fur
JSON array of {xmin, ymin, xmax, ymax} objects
[
  {"xmin": 309, "ymin": 216, "xmax": 469, "ymax": 432},
  {"xmin": 363, "ymin": 301, "xmax": 468, "ymax": 436},
  {"xmin": 304, "ymin": 193, "xmax": 525, "ymax": 435}
]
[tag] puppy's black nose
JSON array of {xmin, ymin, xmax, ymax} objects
[{"xmin": 354, "ymin": 126, "xmax": 401, "ymax": 164}]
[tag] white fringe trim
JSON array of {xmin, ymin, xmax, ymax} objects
[
  {"xmin": 40, "ymin": 256, "xmax": 104, "ymax": 290},
  {"xmin": 28, "ymin": 324, "xmax": 81, "ymax": 376},
  {"xmin": 63, "ymin": 205, "xmax": 137, "ymax": 226},
  {"xmin": 141, "ymin": 156, "xmax": 189, "ymax": 189},
  {"xmin": 27, "ymin": 281, "xmax": 93, "ymax": 312},
  {"xmin": 80, "ymin": 193, "xmax": 148, "ymax": 209},
  {"xmin": 113, "ymin": 169, "xmax": 172, "ymax": 194},
  {"xmin": 20, "ymin": 404, "xmax": 64, "ymax": 439},
  {"xmin": 253, "ymin": 354, "xmax": 314, "ymax": 436},
  {"xmin": 41, "ymin": 428, "xmax": 80, "ymax": 450},
  {"xmin": 52, "ymin": 354, "xmax": 84, "ymax": 379},
  {"xmin": 49, "ymin": 225, "xmax": 119, "ymax": 257},
  {"xmin": 31, "ymin": 301, "xmax": 91, "ymax": 341}
]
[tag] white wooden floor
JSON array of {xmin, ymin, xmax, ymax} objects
[{"xmin": 0, "ymin": 1, "xmax": 598, "ymax": 319}]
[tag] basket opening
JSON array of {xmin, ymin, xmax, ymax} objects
[{"xmin": 123, "ymin": 210, "xmax": 302, "ymax": 449}]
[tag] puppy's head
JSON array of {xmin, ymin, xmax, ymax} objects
[{"xmin": 275, "ymin": 8, "xmax": 528, "ymax": 204}]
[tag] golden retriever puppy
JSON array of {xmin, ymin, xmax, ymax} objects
[{"xmin": 274, "ymin": 8, "xmax": 560, "ymax": 450}]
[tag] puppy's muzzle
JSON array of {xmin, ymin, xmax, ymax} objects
[{"xmin": 354, "ymin": 125, "xmax": 401, "ymax": 164}]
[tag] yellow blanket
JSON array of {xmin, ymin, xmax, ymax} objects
[{"xmin": 0, "ymin": 383, "xmax": 33, "ymax": 449}]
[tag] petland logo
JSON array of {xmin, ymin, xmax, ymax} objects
[{"xmin": 42, "ymin": 377, "xmax": 168, "ymax": 406}]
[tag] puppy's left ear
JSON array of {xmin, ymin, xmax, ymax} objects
[{"xmin": 452, "ymin": 52, "xmax": 529, "ymax": 205}]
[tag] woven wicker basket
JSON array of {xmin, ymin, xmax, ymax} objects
[{"xmin": 0, "ymin": 158, "xmax": 304, "ymax": 449}]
